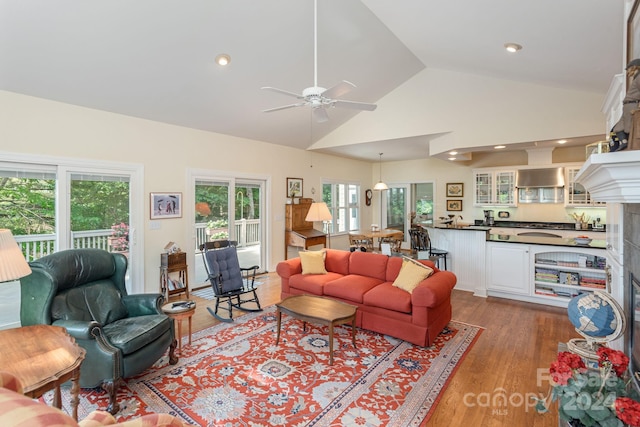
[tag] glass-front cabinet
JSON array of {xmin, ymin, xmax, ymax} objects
[
  {"xmin": 473, "ymin": 169, "xmax": 516, "ymax": 206},
  {"xmin": 566, "ymin": 167, "xmax": 603, "ymax": 207}
]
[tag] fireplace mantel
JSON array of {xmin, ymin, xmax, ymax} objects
[{"xmin": 575, "ymin": 151, "xmax": 640, "ymax": 203}]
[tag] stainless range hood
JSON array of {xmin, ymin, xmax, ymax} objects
[
  {"xmin": 516, "ymin": 167, "xmax": 565, "ymax": 204},
  {"xmin": 516, "ymin": 167, "xmax": 565, "ymax": 188}
]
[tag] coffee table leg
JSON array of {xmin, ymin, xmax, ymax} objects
[
  {"xmin": 351, "ymin": 316, "xmax": 357, "ymax": 348},
  {"xmin": 275, "ymin": 309, "xmax": 282, "ymax": 345},
  {"xmin": 188, "ymin": 314, "xmax": 192, "ymax": 346},
  {"xmin": 328, "ymin": 323, "xmax": 334, "ymax": 366},
  {"xmin": 70, "ymin": 368, "xmax": 80, "ymax": 421}
]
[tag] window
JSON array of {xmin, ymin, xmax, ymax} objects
[{"xmin": 322, "ymin": 181, "xmax": 360, "ymax": 233}]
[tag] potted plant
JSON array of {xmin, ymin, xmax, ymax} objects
[{"xmin": 536, "ymin": 348, "xmax": 640, "ymax": 426}]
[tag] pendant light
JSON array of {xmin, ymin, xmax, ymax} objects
[{"xmin": 373, "ymin": 153, "xmax": 389, "ymax": 190}]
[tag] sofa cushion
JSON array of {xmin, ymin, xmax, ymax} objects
[
  {"xmin": 289, "ymin": 272, "xmax": 344, "ymax": 295},
  {"xmin": 392, "ymin": 259, "xmax": 434, "ymax": 294},
  {"xmin": 324, "ymin": 274, "xmax": 383, "ymax": 303},
  {"xmin": 363, "ymin": 282, "xmax": 413, "ymax": 313},
  {"xmin": 299, "ymin": 250, "xmax": 327, "ymax": 275},
  {"xmin": 102, "ymin": 314, "xmax": 171, "ymax": 355},
  {"xmin": 324, "ymin": 249, "xmax": 351, "ymax": 275},
  {"xmin": 348, "ymin": 251, "xmax": 388, "ymax": 281}
]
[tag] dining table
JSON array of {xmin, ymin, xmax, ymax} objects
[{"xmin": 349, "ymin": 229, "xmax": 403, "ymax": 250}]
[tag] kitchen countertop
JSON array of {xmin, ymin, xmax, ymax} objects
[
  {"xmin": 489, "ymin": 233, "xmax": 606, "ymax": 249},
  {"xmin": 429, "ymin": 226, "xmax": 606, "ymax": 249}
]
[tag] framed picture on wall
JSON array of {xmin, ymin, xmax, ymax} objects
[
  {"xmin": 150, "ymin": 192, "xmax": 182, "ymax": 219},
  {"xmin": 446, "ymin": 199, "xmax": 463, "ymax": 211},
  {"xmin": 446, "ymin": 183, "xmax": 463, "ymax": 197},
  {"xmin": 286, "ymin": 177, "xmax": 303, "ymax": 198}
]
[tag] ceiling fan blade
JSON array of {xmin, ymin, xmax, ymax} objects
[
  {"xmin": 261, "ymin": 87, "xmax": 304, "ymax": 99},
  {"xmin": 321, "ymin": 80, "xmax": 356, "ymax": 99},
  {"xmin": 333, "ymin": 99, "xmax": 378, "ymax": 111},
  {"xmin": 313, "ymin": 107, "xmax": 329, "ymax": 123},
  {"xmin": 263, "ymin": 102, "xmax": 307, "ymax": 113}
]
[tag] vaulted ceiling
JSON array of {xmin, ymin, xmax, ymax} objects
[{"xmin": 0, "ymin": 0, "xmax": 624, "ymax": 161}]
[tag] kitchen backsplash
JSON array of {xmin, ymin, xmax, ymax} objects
[{"xmin": 471, "ymin": 203, "xmax": 607, "ymax": 225}]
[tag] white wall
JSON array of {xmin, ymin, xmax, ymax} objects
[
  {"xmin": 0, "ymin": 90, "xmax": 373, "ymax": 292},
  {"xmin": 314, "ymin": 67, "xmax": 606, "ymax": 156}
]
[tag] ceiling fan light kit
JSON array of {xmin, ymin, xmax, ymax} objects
[{"xmin": 261, "ymin": 0, "xmax": 377, "ymax": 123}]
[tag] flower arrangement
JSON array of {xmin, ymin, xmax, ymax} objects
[
  {"xmin": 536, "ymin": 348, "xmax": 640, "ymax": 426},
  {"xmin": 110, "ymin": 222, "xmax": 129, "ymax": 252}
]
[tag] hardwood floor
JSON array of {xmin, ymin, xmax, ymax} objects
[{"xmin": 171, "ymin": 273, "xmax": 573, "ymax": 426}]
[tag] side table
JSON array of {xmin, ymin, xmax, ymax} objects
[
  {"xmin": 162, "ymin": 301, "xmax": 197, "ymax": 352},
  {"xmin": 0, "ymin": 324, "xmax": 86, "ymax": 420}
]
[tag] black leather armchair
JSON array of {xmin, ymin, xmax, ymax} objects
[{"xmin": 19, "ymin": 249, "xmax": 178, "ymax": 414}]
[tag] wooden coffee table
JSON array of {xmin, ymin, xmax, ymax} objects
[
  {"xmin": 0, "ymin": 324, "xmax": 86, "ymax": 420},
  {"xmin": 275, "ymin": 295, "xmax": 357, "ymax": 365}
]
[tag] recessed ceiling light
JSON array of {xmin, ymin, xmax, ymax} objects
[
  {"xmin": 215, "ymin": 54, "xmax": 231, "ymax": 66},
  {"xmin": 504, "ymin": 43, "xmax": 522, "ymax": 53},
  {"xmin": 449, "ymin": 151, "xmax": 458, "ymax": 155},
  {"xmin": 494, "ymin": 145, "xmax": 506, "ymax": 149},
  {"xmin": 448, "ymin": 157, "xmax": 456, "ymax": 161},
  {"xmin": 557, "ymin": 139, "xmax": 567, "ymax": 144}
]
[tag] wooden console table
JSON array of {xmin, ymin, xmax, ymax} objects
[
  {"xmin": 284, "ymin": 201, "xmax": 326, "ymax": 258},
  {"xmin": 0, "ymin": 325, "xmax": 86, "ymax": 420}
]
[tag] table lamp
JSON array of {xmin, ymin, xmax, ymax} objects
[
  {"xmin": 0, "ymin": 229, "xmax": 32, "ymax": 283},
  {"xmin": 305, "ymin": 202, "xmax": 333, "ymax": 248}
]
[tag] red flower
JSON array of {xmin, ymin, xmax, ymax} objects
[
  {"xmin": 550, "ymin": 360, "xmax": 573, "ymax": 386},
  {"xmin": 598, "ymin": 347, "xmax": 629, "ymax": 378},
  {"xmin": 557, "ymin": 351, "xmax": 586, "ymax": 371},
  {"xmin": 615, "ymin": 397, "xmax": 640, "ymax": 427}
]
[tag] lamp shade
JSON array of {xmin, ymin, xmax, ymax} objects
[
  {"xmin": 0, "ymin": 229, "xmax": 31, "ymax": 282},
  {"xmin": 373, "ymin": 181, "xmax": 389, "ymax": 191},
  {"xmin": 305, "ymin": 202, "xmax": 332, "ymax": 222}
]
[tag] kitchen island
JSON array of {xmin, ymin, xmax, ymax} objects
[{"xmin": 428, "ymin": 225, "xmax": 607, "ymax": 307}]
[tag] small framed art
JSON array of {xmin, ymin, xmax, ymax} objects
[
  {"xmin": 287, "ymin": 177, "xmax": 303, "ymax": 198},
  {"xmin": 150, "ymin": 192, "xmax": 182, "ymax": 219},
  {"xmin": 446, "ymin": 199, "xmax": 463, "ymax": 211},
  {"xmin": 446, "ymin": 183, "xmax": 463, "ymax": 197}
]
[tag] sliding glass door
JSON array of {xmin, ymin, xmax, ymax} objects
[
  {"xmin": 0, "ymin": 156, "xmax": 143, "ymax": 328},
  {"xmin": 193, "ymin": 175, "xmax": 266, "ymax": 287}
]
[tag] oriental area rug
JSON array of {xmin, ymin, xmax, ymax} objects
[{"xmin": 46, "ymin": 307, "xmax": 482, "ymax": 426}]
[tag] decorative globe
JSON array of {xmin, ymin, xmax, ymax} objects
[{"xmin": 567, "ymin": 291, "xmax": 623, "ymax": 341}]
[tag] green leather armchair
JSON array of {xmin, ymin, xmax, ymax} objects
[{"xmin": 19, "ymin": 249, "xmax": 178, "ymax": 414}]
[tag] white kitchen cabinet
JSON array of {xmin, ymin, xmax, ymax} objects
[
  {"xmin": 566, "ymin": 167, "xmax": 604, "ymax": 207},
  {"xmin": 486, "ymin": 242, "xmax": 529, "ymax": 295},
  {"xmin": 473, "ymin": 169, "xmax": 516, "ymax": 206}
]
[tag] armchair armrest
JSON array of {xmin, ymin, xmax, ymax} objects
[
  {"xmin": 122, "ymin": 294, "xmax": 163, "ymax": 316},
  {"xmin": 53, "ymin": 319, "xmax": 101, "ymax": 340},
  {"xmin": 0, "ymin": 372, "xmax": 23, "ymax": 393}
]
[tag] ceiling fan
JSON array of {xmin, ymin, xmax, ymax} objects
[{"xmin": 261, "ymin": 0, "xmax": 377, "ymax": 123}]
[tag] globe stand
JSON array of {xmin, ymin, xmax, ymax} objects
[
  {"xmin": 566, "ymin": 290, "xmax": 625, "ymax": 369},
  {"xmin": 567, "ymin": 338, "xmax": 606, "ymax": 369}
]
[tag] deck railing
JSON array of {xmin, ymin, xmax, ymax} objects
[{"xmin": 14, "ymin": 220, "xmax": 261, "ymax": 261}]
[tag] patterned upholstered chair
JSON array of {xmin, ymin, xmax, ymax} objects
[
  {"xmin": 19, "ymin": 249, "xmax": 178, "ymax": 414},
  {"xmin": 0, "ymin": 371, "xmax": 192, "ymax": 426}
]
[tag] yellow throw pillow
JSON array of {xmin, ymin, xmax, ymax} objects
[
  {"xmin": 300, "ymin": 250, "xmax": 327, "ymax": 275},
  {"xmin": 392, "ymin": 258, "xmax": 434, "ymax": 293}
]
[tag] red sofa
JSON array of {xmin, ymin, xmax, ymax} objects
[{"xmin": 276, "ymin": 249, "xmax": 457, "ymax": 347}]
